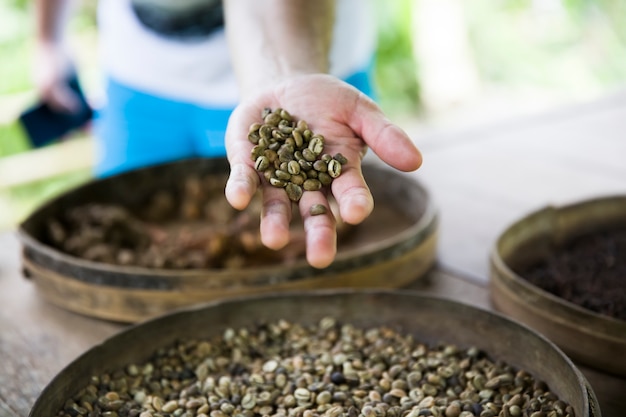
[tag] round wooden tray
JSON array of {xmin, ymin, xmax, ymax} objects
[
  {"xmin": 29, "ymin": 290, "xmax": 600, "ymax": 417},
  {"xmin": 18, "ymin": 158, "xmax": 438, "ymax": 323},
  {"xmin": 490, "ymin": 195, "xmax": 626, "ymax": 377}
]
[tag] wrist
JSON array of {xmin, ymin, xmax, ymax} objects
[
  {"xmin": 239, "ymin": 69, "xmax": 324, "ymax": 101},
  {"xmin": 237, "ymin": 44, "xmax": 330, "ymax": 99},
  {"xmin": 224, "ymin": 0, "xmax": 334, "ymax": 100}
]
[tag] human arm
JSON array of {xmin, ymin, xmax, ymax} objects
[
  {"xmin": 34, "ymin": 0, "xmax": 80, "ymax": 112},
  {"xmin": 223, "ymin": 0, "xmax": 423, "ymax": 269}
]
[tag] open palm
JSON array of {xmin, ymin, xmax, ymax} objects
[{"xmin": 225, "ymin": 74, "xmax": 422, "ymax": 269}]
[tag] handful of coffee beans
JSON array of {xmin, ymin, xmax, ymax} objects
[{"xmin": 249, "ymin": 108, "xmax": 348, "ymax": 203}]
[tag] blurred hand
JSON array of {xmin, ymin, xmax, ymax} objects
[
  {"xmin": 225, "ymin": 73, "xmax": 422, "ymax": 269},
  {"xmin": 34, "ymin": 42, "xmax": 80, "ymax": 113}
]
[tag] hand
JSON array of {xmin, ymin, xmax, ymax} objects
[
  {"xmin": 34, "ymin": 42, "xmax": 80, "ymax": 113},
  {"xmin": 225, "ymin": 73, "xmax": 422, "ymax": 269}
]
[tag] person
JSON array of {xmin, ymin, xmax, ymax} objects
[{"xmin": 34, "ymin": 0, "xmax": 423, "ymax": 269}]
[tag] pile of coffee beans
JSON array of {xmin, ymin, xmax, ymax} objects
[
  {"xmin": 519, "ymin": 228, "xmax": 626, "ymax": 320},
  {"xmin": 249, "ymin": 108, "xmax": 348, "ymax": 203},
  {"xmin": 56, "ymin": 318, "xmax": 575, "ymax": 417},
  {"xmin": 45, "ymin": 174, "xmax": 324, "ymax": 269}
]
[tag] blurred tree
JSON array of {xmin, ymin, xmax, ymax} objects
[
  {"xmin": 464, "ymin": 0, "xmax": 626, "ymax": 101},
  {"xmin": 373, "ymin": 0, "xmax": 423, "ymax": 116},
  {"xmin": 5, "ymin": 0, "xmax": 27, "ymax": 9}
]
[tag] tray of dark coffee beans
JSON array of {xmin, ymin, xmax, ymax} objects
[
  {"xmin": 490, "ymin": 195, "xmax": 626, "ymax": 377},
  {"xmin": 31, "ymin": 291, "xmax": 599, "ymax": 417},
  {"xmin": 18, "ymin": 155, "xmax": 438, "ymax": 323}
]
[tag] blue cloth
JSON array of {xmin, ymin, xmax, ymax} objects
[{"xmin": 94, "ymin": 68, "xmax": 375, "ymax": 178}]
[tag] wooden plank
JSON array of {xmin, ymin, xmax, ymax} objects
[
  {"xmin": 407, "ymin": 266, "xmax": 491, "ymax": 310},
  {"xmin": 0, "ymin": 233, "xmax": 122, "ymax": 417},
  {"xmin": 0, "ymin": 137, "xmax": 94, "ymax": 189}
]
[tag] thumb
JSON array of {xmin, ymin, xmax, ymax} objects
[{"xmin": 347, "ymin": 94, "xmax": 422, "ymax": 172}]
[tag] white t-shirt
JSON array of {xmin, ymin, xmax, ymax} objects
[{"xmin": 97, "ymin": 0, "xmax": 376, "ymax": 107}]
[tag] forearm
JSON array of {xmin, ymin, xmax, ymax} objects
[
  {"xmin": 35, "ymin": 0, "xmax": 74, "ymax": 45},
  {"xmin": 223, "ymin": 0, "xmax": 335, "ymax": 98},
  {"xmin": 34, "ymin": 0, "xmax": 79, "ymax": 111}
]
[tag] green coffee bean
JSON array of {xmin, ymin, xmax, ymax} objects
[
  {"xmin": 286, "ymin": 183, "xmax": 303, "ymax": 202},
  {"xmin": 287, "ymin": 161, "xmax": 301, "ymax": 175},
  {"xmin": 269, "ymin": 178, "xmax": 286, "ymax": 188},
  {"xmin": 275, "ymin": 170, "xmax": 291, "ymax": 181},
  {"xmin": 255, "ymin": 156, "xmax": 270, "ymax": 171},
  {"xmin": 293, "ymin": 130, "xmax": 304, "ymax": 148},
  {"xmin": 248, "ymin": 131, "xmax": 260, "ymax": 144},
  {"xmin": 249, "ymin": 108, "xmax": 348, "ymax": 203},
  {"xmin": 318, "ymin": 172, "xmax": 332, "ymax": 186},
  {"xmin": 327, "ymin": 159, "xmax": 342, "ymax": 178},
  {"xmin": 310, "ymin": 204, "xmax": 327, "ymax": 216},
  {"xmin": 302, "ymin": 148, "xmax": 317, "ymax": 162},
  {"xmin": 308, "ymin": 136, "xmax": 324, "ymax": 155},
  {"xmin": 303, "ymin": 179, "xmax": 322, "ymax": 192},
  {"xmin": 264, "ymin": 112, "xmax": 281, "ymax": 126},
  {"xmin": 313, "ymin": 160, "xmax": 327, "ymax": 172},
  {"xmin": 334, "ymin": 153, "xmax": 348, "ymax": 165},
  {"xmin": 259, "ymin": 124, "xmax": 272, "ymax": 140}
]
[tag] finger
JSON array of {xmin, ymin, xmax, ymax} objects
[
  {"xmin": 346, "ymin": 93, "xmax": 422, "ymax": 172},
  {"xmin": 225, "ymin": 162, "xmax": 260, "ymax": 210},
  {"xmin": 259, "ymin": 185, "xmax": 292, "ymax": 250},
  {"xmin": 330, "ymin": 162, "xmax": 373, "ymax": 225},
  {"xmin": 299, "ymin": 191, "xmax": 336, "ymax": 269},
  {"xmin": 225, "ymin": 106, "xmax": 261, "ymax": 210},
  {"xmin": 315, "ymin": 139, "xmax": 373, "ymax": 226}
]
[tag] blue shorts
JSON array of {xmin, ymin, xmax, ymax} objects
[{"xmin": 93, "ymin": 69, "xmax": 375, "ymax": 178}]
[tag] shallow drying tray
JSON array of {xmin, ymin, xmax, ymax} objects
[
  {"xmin": 18, "ymin": 158, "xmax": 438, "ymax": 323},
  {"xmin": 29, "ymin": 290, "xmax": 600, "ymax": 417},
  {"xmin": 490, "ymin": 195, "xmax": 626, "ymax": 377}
]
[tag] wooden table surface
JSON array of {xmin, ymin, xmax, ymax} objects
[{"xmin": 2, "ymin": 90, "xmax": 626, "ymax": 417}]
